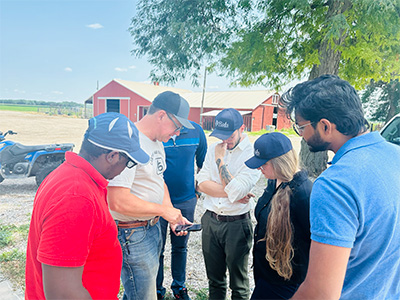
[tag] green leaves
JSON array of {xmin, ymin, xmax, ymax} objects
[
  {"xmin": 130, "ymin": 0, "xmax": 400, "ymax": 95},
  {"xmin": 130, "ymin": 0, "xmax": 237, "ymax": 86}
]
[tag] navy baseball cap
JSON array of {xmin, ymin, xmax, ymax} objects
[
  {"xmin": 210, "ymin": 108, "xmax": 244, "ymax": 140},
  {"xmin": 152, "ymin": 91, "xmax": 194, "ymax": 129},
  {"xmin": 84, "ymin": 112, "xmax": 149, "ymax": 164},
  {"xmin": 245, "ymin": 132, "xmax": 292, "ymax": 169}
]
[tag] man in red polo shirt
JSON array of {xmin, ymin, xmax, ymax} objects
[{"xmin": 25, "ymin": 112, "xmax": 149, "ymax": 299}]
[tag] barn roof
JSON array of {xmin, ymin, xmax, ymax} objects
[
  {"xmin": 114, "ymin": 79, "xmax": 192, "ymax": 101},
  {"xmin": 113, "ymin": 79, "xmax": 276, "ymax": 110},
  {"xmin": 181, "ymin": 90, "xmax": 276, "ymax": 110}
]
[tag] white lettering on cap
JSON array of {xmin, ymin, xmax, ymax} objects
[
  {"xmin": 215, "ymin": 120, "xmax": 229, "ymax": 128},
  {"xmin": 255, "ymin": 149, "xmax": 261, "ymax": 157}
]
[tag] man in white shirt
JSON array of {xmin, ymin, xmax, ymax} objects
[
  {"xmin": 197, "ymin": 108, "xmax": 260, "ymax": 300},
  {"xmin": 107, "ymin": 91, "xmax": 193, "ymax": 300}
]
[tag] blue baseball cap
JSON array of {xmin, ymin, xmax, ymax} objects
[
  {"xmin": 245, "ymin": 132, "xmax": 292, "ymax": 169},
  {"xmin": 152, "ymin": 91, "xmax": 194, "ymax": 129},
  {"xmin": 210, "ymin": 108, "xmax": 244, "ymax": 140},
  {"xmin": 84, "ymin": 112, "xmax": 149, "ymax": 164}
]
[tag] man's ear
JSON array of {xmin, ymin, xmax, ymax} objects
[
  {"xmin": 158, "ymin": 110, "xmax": 166, "ymax": 120},
  {"xmin": 105, "ymin": 151, "xmax": 119, "ymax": 163},
  {"xmin": 319, "ymin": 118, "xmax": 333, "ymax": 135}
]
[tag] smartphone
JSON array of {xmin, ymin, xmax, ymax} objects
[{"xmin": 175, "ymin": 224, "xmax": 202, "ymax": 233}]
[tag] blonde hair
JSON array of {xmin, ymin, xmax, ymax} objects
[{"xmin": 260, "ymin": 149, "xmax": 298, "ymax": 280}]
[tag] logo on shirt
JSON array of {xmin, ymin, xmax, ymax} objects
[
  {"xmin": 155, "ymin": 157, "xmax": 165, "ymax": 175},
  {"xmin": 215, "ymin": 120, "xmax": 229, "ymax": 129}
]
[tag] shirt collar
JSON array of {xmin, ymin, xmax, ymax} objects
[
  {"xmin": 331, "ymin": 132, "xmax": 384, "ymax": 165},
  {"xmin": 65, "ymin": 151, "xmax": 109, "ymax": 189},
  {"xmin": 236, "ymin": 133, "xmax": 251, "ymax": 151}
]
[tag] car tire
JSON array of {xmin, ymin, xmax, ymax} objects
[{"xmin": 35, "ymin": 162, "xmax": 61, "ymax": 187}]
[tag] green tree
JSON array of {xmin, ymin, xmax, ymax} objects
[
  {"xmin": 361, "ymin": 79, "xmax": 400, "ymax": 123},
  {"xmin": 130, "ymin": 0, "xmax": 400, "ymax": 177},
  {"xmin": 129, "ymin": 0, "xmax": 241, "ymax": 86}
]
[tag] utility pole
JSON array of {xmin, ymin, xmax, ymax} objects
[{"xmin": 200, "ymin": 67, "xmax": 207, "ymax": 127}]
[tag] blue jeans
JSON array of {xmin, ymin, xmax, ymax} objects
[
  {"xmin": 117, "ymin": 221, "xmax": 162, "ymax": 300},
  {"xmin": 156, "ymin": 197, "xmax": 197, "ymax": 296}
]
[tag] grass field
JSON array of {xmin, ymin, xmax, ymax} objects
[
  {"xmin": 0, "ymin": 105, "xmax": 40, "ymax": 112},
  {"xmin": 0, "ymin": 104, "xmax": 86, "ymax": 117}
]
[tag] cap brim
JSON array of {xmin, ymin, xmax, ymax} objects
[
  {"xmin": 210, "ymin": 129, "xmax": 234, "ymax": 140},
  {"xmin": 245, "ymin": 156, "xmax": 268, "ymax": 169},
  {"xmin": 127, "ymin": 148, "xmax": 150, "ymax": 165},
  {"xmin": 175, "ymin": 115, "xmax": 194, "ymax": 129}
]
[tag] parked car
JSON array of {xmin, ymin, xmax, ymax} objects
[{"xmin": 380, "ymin": 114, "xmax": 400, "ymax": 146}]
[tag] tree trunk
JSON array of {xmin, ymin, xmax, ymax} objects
[
  {"xmin": 300, "ymin": 0, "xmax": 351, "ymax": 179},
  {"xmin": 385, "ymin": 79, "xmax": 400, "ymax": 123},
  {"xmin": 299, "ymin": 139, "xmax": 329, "ymax": 180}
]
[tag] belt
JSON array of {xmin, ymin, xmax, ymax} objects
[
  {"xmin": 209, "ymin": 211, "xmax": 250, "ymax": 222},
  {"xmin": 117, "ymin": 217, "xmax": 160, "ymax": 229}
]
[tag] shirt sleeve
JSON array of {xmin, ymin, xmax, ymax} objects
[
  {"xmin": 37, "ymin": 195, "xmax": 96, "ymax": 267},
  {"xmin": 310, "ymin": 176, "xmax": 358, "ymax": 248},
  {"xmin": 107, "ymin": 165, "xmax": 137, "ymax": 188},
  {"xmin": 196, "ymin": 144, "xmax": 214, "ymax": 185},
  {"xmin": 195, "ymin": 127, "xmax": 208, "ymax": 169},
  {"xmin": 224, "ymin": 164, "xmax": 261, "ymax": 203}
]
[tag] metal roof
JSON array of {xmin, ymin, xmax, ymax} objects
[
  {"xmin": 113, "ymin": 79, "xmax": 276, "ymax": 109},
  {"xmin": 201, "ymin": 110, "xmax": 253, "ymax": 116},
  {"xmin": 114, "ymin": 79, "xmax": 193, "ymax": 102},
  {"xmin": 181, "ymin": 90, "xmax": 276, "ymax": 110}
]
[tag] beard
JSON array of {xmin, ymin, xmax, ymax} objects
[
  {"xmin": 306, "ymin": 130, "xmax": 330, "ymax": 152},
  {"xmin": 227, "ymin": 134, "xmax": 242, "ymax": 150}
]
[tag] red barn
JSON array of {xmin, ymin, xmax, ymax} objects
[{"xmin": 90, "ymin": 79, "xmax": 290, "ymax": 131}]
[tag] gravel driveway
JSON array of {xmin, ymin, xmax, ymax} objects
[{"xmin": 0, "ymin": 174, "xmax": 267, "ymax": 298}]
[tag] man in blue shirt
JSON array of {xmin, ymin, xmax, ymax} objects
[
  {"xmin": 280, "ymin": 74, "xmax": 400, "ymax": 299},
  {"xmin": 157, "ymin": 121, "xmax": 207, "ymax": 300}
]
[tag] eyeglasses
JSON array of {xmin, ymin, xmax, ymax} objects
[
  {"xmin": 166, "ymin": 112, "xmax": 183, "ymax": 133},
  {"xmin": 119, "ymin": 152, "xmax": 137, "ymax": 169},
  {"xmin": 293, "ymin": 121, "xmax": 314, "ymax": 136}
]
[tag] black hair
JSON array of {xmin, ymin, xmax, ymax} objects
[
  {"xmin": 79, "ymin": 139, "xmax": 111, "ymax": 159},
  {"xmin": 280, "ymin": 74, "xmax": 369, "ymax": 137}
]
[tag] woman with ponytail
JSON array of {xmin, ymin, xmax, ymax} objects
[{"xmin": 245, "ymin": 132, "xmax": 312, "ymax": 299}]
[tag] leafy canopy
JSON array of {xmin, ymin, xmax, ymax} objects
[{"xmin": 130, "ymin": 0, "xmax": 400, "ymax": 90}]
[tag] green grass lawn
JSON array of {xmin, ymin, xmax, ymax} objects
[{"xmin": 0, "ymin": 105, "xmax": 40, "ymax": 112}]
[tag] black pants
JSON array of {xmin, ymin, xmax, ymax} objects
[
  {"xmin": 201, "ymin": 210, "xmax": 253, "ymax": 300},
  {"xmin": 251, "ymin": 277, "xmax": 299, "ymax": 300}
]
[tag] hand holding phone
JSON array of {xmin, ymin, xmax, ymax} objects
[{"xmin": 175, "ymin": 224, "xmax": 202, "ymax": 233}]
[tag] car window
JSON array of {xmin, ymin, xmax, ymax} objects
[{"xmin": 381, "ymin": 116, "xmax": 400, "ymax": 145}]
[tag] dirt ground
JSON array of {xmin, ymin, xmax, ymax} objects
[{"xmin": 0, "ymin": 110, "xmax": 89, "ymax": 153}]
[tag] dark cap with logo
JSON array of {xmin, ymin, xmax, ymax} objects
[
  {"xmin": 245, "ymin": 132, "xmax": 292, "ymax": 169},
  {"xmin": 210, "ymin": 108, "xmax": 244, "ymax": 140},
  {"xmin": 152, "ymin": 91, "xmax": 194, "ymax": 129}
]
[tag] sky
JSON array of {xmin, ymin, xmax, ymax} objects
[{"xmin": 0, "ymin": 0, "xmax": 272, "ymax": 104}]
